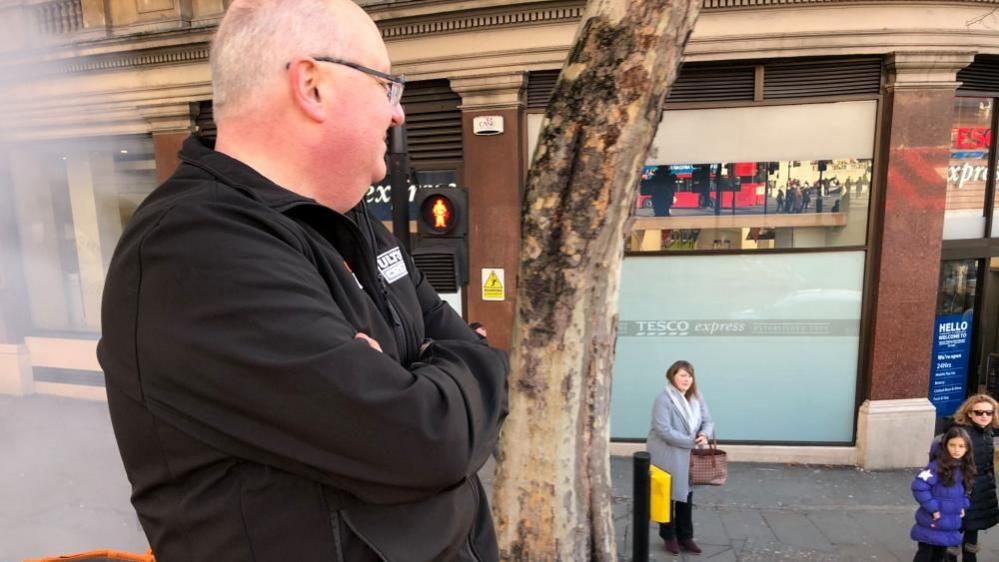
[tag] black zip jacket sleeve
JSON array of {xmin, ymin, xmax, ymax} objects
[
  {"xmin": 406, "ymin": 249, "xmax": 481, "ymax": 342},
  {"xmin": 122, "ymin": 196, "xmax": 507, "ymax": 505}
]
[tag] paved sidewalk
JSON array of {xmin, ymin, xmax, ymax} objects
[
  {"xmin": 607, "ymin": 457, "xmax": 999, "ymax": 562},
  {"xmin": 0, "ymin": 395, "xmax": 147, "ymax": 562},
  {"xmin": 4, "ymin": 393, "xmax": 999, "ymax": 561}
]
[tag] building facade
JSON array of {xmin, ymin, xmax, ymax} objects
[{"xmin": 3, "ymin": 0, "xmax": 999, "ymax": 468}]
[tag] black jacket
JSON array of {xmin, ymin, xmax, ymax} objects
[
  {"xmin": 962, "ymin": 423, "xmax": 999, "ymax": 531},
  {"xmin": 97, "ymin": 136, "xmax": 509, "ymax": 561}
]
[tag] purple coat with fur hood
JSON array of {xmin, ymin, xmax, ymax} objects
[{"xmin": 910, "ymin": 460, "xmax": 971, "ymax": 547}]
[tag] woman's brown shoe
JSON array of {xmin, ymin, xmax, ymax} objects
[
  {"xmin": 663, "ymin": 537, "xmax": 680, "ymax": 555},
  {"xmin": 679, "ymin": 538, "xmax": 702, "ymax": 554}
]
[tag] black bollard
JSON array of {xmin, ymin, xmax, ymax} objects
[{"xmin": 633, "ymin": 451, "xmax": 651, "ymax": 562}]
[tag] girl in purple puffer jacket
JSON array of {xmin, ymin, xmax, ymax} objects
[{"xmin": 911, "ymin": 426, "xmax": 977, "ymax": 562}]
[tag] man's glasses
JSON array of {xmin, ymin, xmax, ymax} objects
[
  {"xmin": 286, "ymin": 56, "xmax": 406, "ymax": 106},
  {"xmin": 972, "ymin": 409, "xmax": 995, "ymax": 417}
]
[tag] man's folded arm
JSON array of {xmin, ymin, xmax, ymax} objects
[
  {"xmin": 378, "ymin": 217, "xmax": 483, "ymax": 343},
  {"xmin": 132, "ymin": 203, "xmax": 506, "ymax": 504}
]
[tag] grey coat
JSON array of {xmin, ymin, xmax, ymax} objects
[{"xmin": 646, "ymin": 388, "xmax": 715, "ymax": 502}]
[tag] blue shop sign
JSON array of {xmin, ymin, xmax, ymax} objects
[{"xmin": 929, "ymin": 313, "xmax": 973, "ymax": 417}]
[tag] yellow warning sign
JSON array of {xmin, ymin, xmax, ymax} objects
[{"xmin": 482, "ymin": 268, "xmax": 505, "ymax": 301}]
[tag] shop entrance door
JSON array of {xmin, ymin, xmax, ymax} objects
[
  {"xmin": 978, "ymin": 258, "xmax": 999, "ymax": 398},
  {"xmin": 932, "ymin": 257, "xmax": 999, "ymax": 411},
  {"xmin": 930, "ymin": 259, "xmax": 979, "ymax": 417}
]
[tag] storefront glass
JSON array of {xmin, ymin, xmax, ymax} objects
[
  {"xmin": 632, "ymin": 159, "xmax": 871, "ymax": 251},
  {"xmin": 630, "ymin": 101, "xmax": 875, "ymax": 252},
  {"xmin": 611, "ymin": 100, "xmax": 876, "ymax": 443},
  {"xmin": 945, "ymin": 97, "xmax": 991, "ymax": 239},
  {"xmin": 612, "ymin": 252, "xmax": 863, "ymax": 442},
  {"xmin": 4, "ymin": 136, "xmax": 156, "ymax": 333}
]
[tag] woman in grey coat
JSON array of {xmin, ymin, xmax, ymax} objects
[{"xmin": 647, "ymin": 360, "xmax": 715, "ymax": 555}]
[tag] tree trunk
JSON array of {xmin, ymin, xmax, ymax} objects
[{"xmin": 491, "ymin": 1, "xmax": 702, "ymax": 560}]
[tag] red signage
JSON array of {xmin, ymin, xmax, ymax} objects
[
  {"xmin": 952, "ymin": 127, "xmax": 992, "ymax": 150},
  {"xmin": 734, "ymin": 162, "xmax": 756, "ymax": 177}
]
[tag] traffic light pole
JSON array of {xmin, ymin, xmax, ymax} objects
[{"xmin": 388, "ymin": 125, "xmax": 411, "ymax": 251}]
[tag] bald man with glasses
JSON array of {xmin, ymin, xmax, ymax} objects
[{"xmin": 97, "ymin": 1, "xmax": 509, "ymax": 561}]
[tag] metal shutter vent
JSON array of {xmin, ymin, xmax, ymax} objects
[
  {"xmin": 764, "ymin": 58, "xmax": 881, "ymax": 99},
  {"xmin": 527, "ymin": 64, "xmax": 755, "ymax": 105},
  {"xmin": 530, "ymin": 58, "xmax": 881, "ymax": 107},
  {"xmin": 412, "ymin": 248, "xmax": 459, "ymax": 293},
  {"xmin": 401, "ymin": 80, "xmax": 463, "ymax": 165},
  {"xmin": 958, "ymin": 56, "xmax": 999, "ymax": 96},
  {"xmin": 529, "ymin": 65, "xmax": 756, "ymax": 105},
  {"xmin": 527, "ymin": 70, "xmax": 560, "ymax": 109},
  {"xmin": 666, "ymin": 63, "xmax": 756, "ymax": 103}
]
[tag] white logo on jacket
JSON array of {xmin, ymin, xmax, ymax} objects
[
  {"xmin": 377, "ymin": 247, "xmax": 408, "ymax": 284},
  {"xmin": 917, "ymin": 469, "xmax": 934, "ymax": 482}
]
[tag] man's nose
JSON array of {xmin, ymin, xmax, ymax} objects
[{"xmin": 391, "ymin": 102, "xmax": 406, "ymax": 126}]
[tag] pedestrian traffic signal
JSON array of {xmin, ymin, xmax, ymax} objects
[
  {"xmin": 416, "ymin": 187, "xmax": 466, "ymax": 237},
  {"xmin": 413, "ymin": 187, "xmax": 468, "ymax": 289},
  {"xmin": 420, "ymin": 193, "xmax": 456, "ymax": 234}
]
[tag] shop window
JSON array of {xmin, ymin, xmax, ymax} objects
[
  {"xmin": 938, "ymin": 259, "xmax": 979, "ymax": 316},
  {"xmin": 526, "ymin": 61, "xmax": 879, "ymax": 444},
  {"xmin": 6, "ymin": 136, "xmax": 156, "ymax": 333},
  {"xmin": 633, "ymin": 158, "xmax": 871, "ymax": 251},
  {"xmin": 611, "ymin": 251, "xmax": 864, "ymax": 442},
  {"xmin": 945, "ymin": 97, "xmax": 992, "ymax": 240},
  {"xmin": 629, "ymin": 100, "xmax": 876, "ymax": 252},
  {"xmin": 610, "ymin": 99, "xmax": 876, "ymax": 443}
]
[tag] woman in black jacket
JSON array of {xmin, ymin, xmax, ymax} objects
[{"xmin": 947, "ymin": 395, "xmax": 999, "ymax": 561}]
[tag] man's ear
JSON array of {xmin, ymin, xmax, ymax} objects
[{"xmin": 287, "ymin": 58, "xmax": 329, "ymax": 122}]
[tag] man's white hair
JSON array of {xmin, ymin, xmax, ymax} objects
[{"xmin": 210, "ymin": 0, "xmax": 349, "ymax": 120}]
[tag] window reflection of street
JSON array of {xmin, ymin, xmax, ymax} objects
[
  {"xmin": 629, "ymin": 158, "xmax": 872, "ymax": 252},
  {"xmin": 945, "ymin": 98, "xmax": 991, "ymax": 239},
  {"xmin": 937, "ymin": 260, "xmax": 977, "ymax": 316}
]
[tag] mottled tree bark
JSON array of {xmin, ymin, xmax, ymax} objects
[{"xmin": 491, "ymin": 1, "xmax": 701, "ymax": 560}]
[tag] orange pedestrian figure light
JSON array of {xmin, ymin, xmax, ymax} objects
[{"xmin": 432, "ymin": 197, "xmax": 451, "ymax": 229}]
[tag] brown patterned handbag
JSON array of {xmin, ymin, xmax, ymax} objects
[{"xmin": 689, "ymin": 440, "xmax": 728, "ymax": 486}]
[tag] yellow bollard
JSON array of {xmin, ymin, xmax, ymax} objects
[{"xmin": 649, "ymin": 465, "xmax": 672, "ymax": 523}]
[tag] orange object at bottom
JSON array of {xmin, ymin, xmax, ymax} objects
[{"xmin": 23, "ymin": 549, "xmax": 155, "ymax": 562}]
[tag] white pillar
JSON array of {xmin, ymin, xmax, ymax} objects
[
  {"xmin": 66, "ymin": 151, "xmax": 112, "ymax": 331},
  {"xmin": 856, "ymin": 398, "xmax": 936, "ymax": 469},
  {"xmin": 0, "ymin": 344, "xmax": 33, "ymax": 396}
]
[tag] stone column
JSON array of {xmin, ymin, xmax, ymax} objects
[
  {"xmin": 450, "ymin": 73, "xmax": 526, "ymax": 351},
  {"xmin": 65, "ymin": 150, "xmax": 114, "ymax": 330},
  {"xmin": 0, "ymin": 154, "xmax": 32, "ymax": 395},
  {"xmin": 857, "ymin": 51, "xmax": 975, "ymax": 469},
  {"xmin": 140, "ymin": 103, "xmax": 196, "ymax": 184}
]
